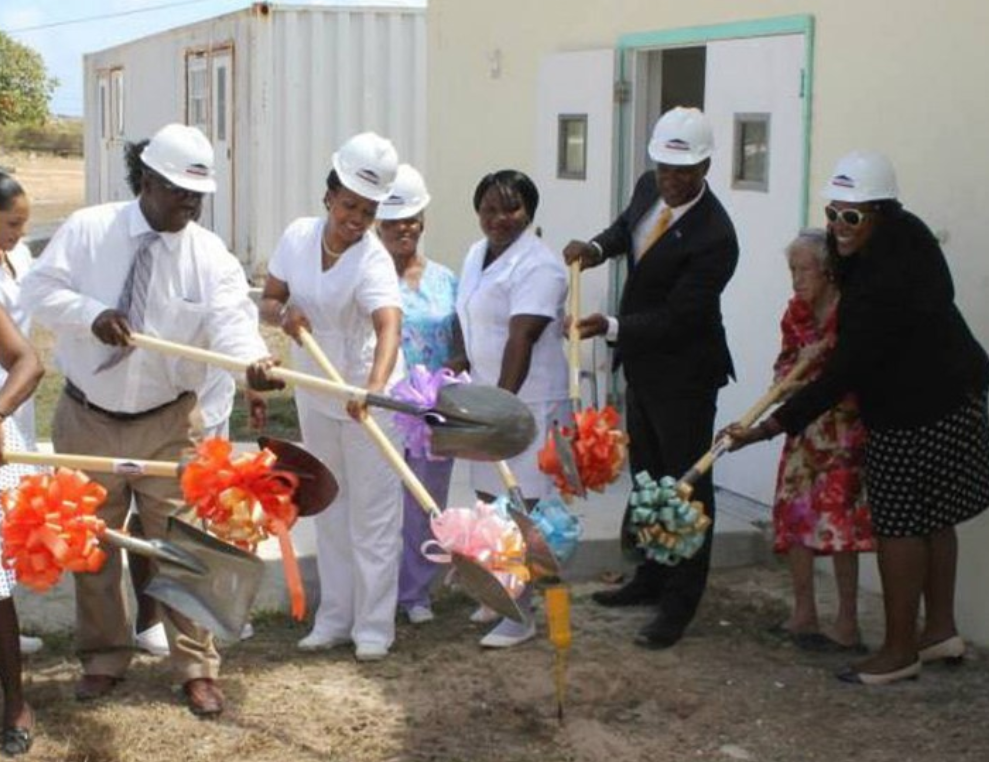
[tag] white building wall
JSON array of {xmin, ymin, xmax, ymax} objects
[{"xmin": 427, "ymin": 0, "xmax": 989, "ymax": 643}]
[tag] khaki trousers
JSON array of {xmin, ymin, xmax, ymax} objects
[{"xmin": 52, "ymin": 390, "xmax": 220, "ymax": 682}]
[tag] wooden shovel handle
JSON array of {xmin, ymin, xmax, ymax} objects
[
  {"xmin": 4, "ymin": 450, "xmax": 178, "ymax": 478},
  {"xmin": 677, "ymin": 351, "xmax": 817, "ymax": 496},
  {"xmin": 128, "ymin": 333, "xmax": 367, "ymax": 405},
  {"xmin": 568, "ymin": 260, "xmax": 582, "ymax": 404},
  {"xmin": 297, "ymin": 329, "xmax": 441, "ymax": 516}
]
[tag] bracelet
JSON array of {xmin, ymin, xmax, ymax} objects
[
  {"xmin": 588, "ymin": 241, "xmax": 605, "ymax": 266},
  {"xmin": 277, "ymin": 302, "xmax": 290, "ymax": 321}
]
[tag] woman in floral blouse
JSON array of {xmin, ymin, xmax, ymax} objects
[{"xmin": 771, "ymin": 228, "xmax": 872, "ymax": 651}]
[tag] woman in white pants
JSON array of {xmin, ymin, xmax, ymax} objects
[
  {"xmin": 453, "ymin": 169, "xmax": 568, "ymax": 648},
  {"xmin": 260, "ymin": 133, "xmax": 404, "ymax": 661}
]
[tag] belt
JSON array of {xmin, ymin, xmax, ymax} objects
[{"xmin": 64, "ymin": 380, "xmax": 190, "ymax": 422}]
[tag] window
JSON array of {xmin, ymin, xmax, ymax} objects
[
  {"xmin": 110, "ymin": 70, "xmax": 125, "ymax": 137},
  {"xmin": 187, "ymin": 56, "xmax": 209, "ymax": 131},
  {"xmin": 732, "ymin": 113, "xmax": 770, "ymax": 192},
  {"xmin": 557, "ymin": 114, "xmax": 588, "ymax": 180}
]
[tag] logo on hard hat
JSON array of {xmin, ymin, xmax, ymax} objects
[
  {"xmin": 832, "ymin": 174, "xmax": 856, "ymax": 189},
  {"xmin": 664, "ymin": 138, "xmax": 692, "ymax": 152},
  {"xmin": 356, "ymin": 169, "xmax": 382, "ymax": 186},
  {"xmin": 186, "ymin": 164, "xmax": 210, "ymax": 177}
]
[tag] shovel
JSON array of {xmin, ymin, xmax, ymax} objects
[
  {"xmin": 3, "ymin": 443, "xmax": 335, "ymax": 640},
  {"xmin": 5, "ymin": 439, "xmax": 338, "ymax": 518},
  {"xmin": 550, "ymin": 261, "xmax": 586, "ymax": 497},
  {"xmin": 128, "ymin": 333, "xmax": 536, "ymax": 462},
  {"xmin": 496, "ymin": 460, "xmax": 562, "ymax": 579},
  {"xmin": 675, "ymin": 352, "xmax": 816, "ymax": 501},
  {"xmin": 143, "ymin": 516, "xmax": 264, "ymax": 642},
  {"xmin": 620, "ymin": 350, "xmax": 817, "ymax": 561},
  {"xmin": 296, "ymin": 328, "xmax": 525, "ymax": 623}
]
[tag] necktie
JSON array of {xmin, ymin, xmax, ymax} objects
[
  {"xmin": 96, "ymin": 231, "xmax": 158, "ymax": 372},
  {"xmin": 638, "ymin": 206, "xmax": 673, "ymax": 260}
]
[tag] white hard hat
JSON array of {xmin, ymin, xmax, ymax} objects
[
  {"xmin": 648, "ymin": 107, "xmax": 714, "ymax": 165},
  {"xmin": 141, "ymin": 123, "xmax": 216, "ymax": 194},
  {"xmin": 376, "ymin": 164, "xmax": 430, "ymax": 220},
  {"xmin": 331, "ymin": 132, "xmax": 399, "ymax": 202},
  {"xmin": 821, "ymin": 150, "xmax": 898, "ymax": 202}
]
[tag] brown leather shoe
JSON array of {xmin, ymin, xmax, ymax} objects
[
  {"xmin": 183, "ymin": 678, "xmax": 224, "ymax": 718},
  {"xmin": 75, "ymin": 674, "xmax": 122, "ymax": 702}
]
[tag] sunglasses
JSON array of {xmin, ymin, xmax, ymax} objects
[{"xmin": 824, "ymin": 205, "xmax": 870, "ymax": 227}]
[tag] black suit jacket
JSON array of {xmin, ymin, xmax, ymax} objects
[{"xmin": 593, "ymin": 171, "xmax": 738, "ymax": 394}]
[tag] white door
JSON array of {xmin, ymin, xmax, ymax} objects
[
  {"xmin": 533, "ymin": 49, "xmax": 617, "ymax": 408},
  {"xmin": 210, "ymin": 51, "xmax": 234, "ymax": 249},
  {"xmin": 703, "ymin": 34, "xmax": 807, "ymax": 504}
]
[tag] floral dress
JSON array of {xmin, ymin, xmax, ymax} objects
[{"xmin": 772, "ymin": 297, "xmax": 873, "ymax": 555}]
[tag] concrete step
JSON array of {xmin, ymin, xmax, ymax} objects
[{"xmin": 13, "ymin": 451, "xmax": 772, "ymax": 633}]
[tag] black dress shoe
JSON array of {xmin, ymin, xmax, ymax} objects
[
  {"xmin": 634, "ymin": 613, "xmax": 685, "ymax": 650},
  {"xmin": 591, "ymin": 581, "xmax": 661, "ymax": 607}
]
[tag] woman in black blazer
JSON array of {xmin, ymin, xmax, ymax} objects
[{"xmin": 725, "ymin": 151, "xmax": 989, "ymax": 685}]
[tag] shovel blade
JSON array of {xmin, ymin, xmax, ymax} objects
[
  {"xmin": 143, "ymin": 517, "xmax": 265, "ymax": 641},
  {"xmin": 551, "ymin": 423, "xmax": 586, "ymax": 498},
  {"xmin": 451, "ymin": 554, "xmax": 526, "ymax": 623},
  {"xmin": 429, "ymin": 384, "xmax": 536, "ymax": 462},
  {"xmin": 258, "ymin": 436, "xmax": 339, "ymax": 517},
  {"xmin": 507, "ymin": 507, "xmax": 563, "ymax": 579}
]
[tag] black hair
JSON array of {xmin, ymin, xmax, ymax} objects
[
  {"xmin": 325, "ymin": 169, "xmax": 343, "ymax": 193},
  {"xmin": 124, "ymin": 139, "xmax": 151, "ymax": 197},
  {"xmin": 472, "ymin": 169, "xmax": 539, "ymax": 220},
  {"xmin": 0, "ymin": 172, "xmax": 25, "ymax": 212}
]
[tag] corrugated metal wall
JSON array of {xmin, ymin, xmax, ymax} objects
[{"xmin": 251, "ymin": 6, "xmax": 427, "ymax": 272}]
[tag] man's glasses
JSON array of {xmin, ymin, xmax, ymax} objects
[
  {"xmin": 149, "ymin": 172, "xmax": 203, "ymax": 199},
  {"xmin": 824, "ymin": 205, "xmax": 869, "ymax": 227}
]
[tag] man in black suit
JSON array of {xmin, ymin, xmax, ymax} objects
[{"xmin": 564, "ymin": 107, "xmax": 738, "ymax": 649}]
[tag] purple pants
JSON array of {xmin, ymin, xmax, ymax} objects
[{"xmin": 398, "ymin": 454, "xmax": 455, "ymax": 612}]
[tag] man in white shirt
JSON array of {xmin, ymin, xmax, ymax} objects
[{"xmin": 21, "ymin": 123, "xmax": 280, "ymax": 718}]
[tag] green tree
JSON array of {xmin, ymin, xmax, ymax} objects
[{"xmin": 0, "ymin": 32, "xmax": 59, "ymax": 125}]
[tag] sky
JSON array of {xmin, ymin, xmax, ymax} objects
[{"xmin": 0, "ymin": 0, "xmax": 425, "ymax": 118}]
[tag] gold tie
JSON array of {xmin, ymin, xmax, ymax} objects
[{"xmin": 639, "ymin": 206, "xmax": 673, "ymax": 260}]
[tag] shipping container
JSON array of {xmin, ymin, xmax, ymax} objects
[{"xmin": 83, "ymin": 1, "xmax": 427, "ymax": 276}]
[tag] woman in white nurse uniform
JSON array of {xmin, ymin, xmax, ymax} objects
[
  {"xmin": 260, "ymin": 133, "xmax": 404, "ymax": 662},
  {"xmin": 454, "ymin": 169, "xmax": 568, "ymax": 648}
]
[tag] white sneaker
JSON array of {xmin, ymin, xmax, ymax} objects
[
  {"xmin": 19, "ymin": 635, "xmax": 43, "ymax": 654},
  {"xmin": 297, "ymin": 629, "xmax": 350, "ymax": 651},
  {"xmin": 240, "ymin": 622, "xmax": 255, "ymax": 641},
  {"xmin": 469, "ymin": 605, "xmax": 500, "ymax": 624},
  {"xmin": 355, "ymin": 642, "xmax": 389, "ymax": 662},
  {"xmin": 479, "ymin": 617, "xmax": 536, "ymax": 649},
  {"xmin": 407, "ymin": 605, "xmax": 434, "ymax": 624},
  {"xmin": 135, "ymin": 623, "xmax": 170, "ymax": 657}
]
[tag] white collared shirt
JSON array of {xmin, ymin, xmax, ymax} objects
[
  {"xmin": 23, "ymin": 200, "xmax": 268, "ymax": 414},
  {"xmin": 268, "ymin": 217, "xmax": 405, "ymax": 420},
  {"xmin": 457, "ymin": 229, "xmax": 568, "ymax": 404},
  {"xmin": 0, "ymin": 241, "xmax": 36, "ymax": 446}
]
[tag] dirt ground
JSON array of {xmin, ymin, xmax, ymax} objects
[
  {"xmin": 10, "ymin": 564, "xmax": 989, "ymax": 762},
  {"xmin": 0, "ymin": 151, "xmax": 85, "ymax": 228}
]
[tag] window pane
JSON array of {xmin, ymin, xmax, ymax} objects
[
  {"xmin": 557, "ymin": 115, "xmax": 587, "ymax": 180},
  {"xmin": 732, "ymin": 113, "xmax": 770, "ymax": 192}
]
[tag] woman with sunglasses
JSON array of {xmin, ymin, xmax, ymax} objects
[{"xmin": 721, "ymin": 151, "xmax": 989, "ymax": 685}]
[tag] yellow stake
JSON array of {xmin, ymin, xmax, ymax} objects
[{"xmin": 543, "ymin": 582, "xmax": 572, "ymax": 722}]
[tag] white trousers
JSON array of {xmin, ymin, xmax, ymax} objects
[{"xmin": 298, "ymin": 401, "xmax": 403, "ymax": 648}]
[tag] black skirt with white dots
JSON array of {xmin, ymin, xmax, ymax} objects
[{"xmin": 865, "ymin": 393, "xmax": 989, "ymax": 538}]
